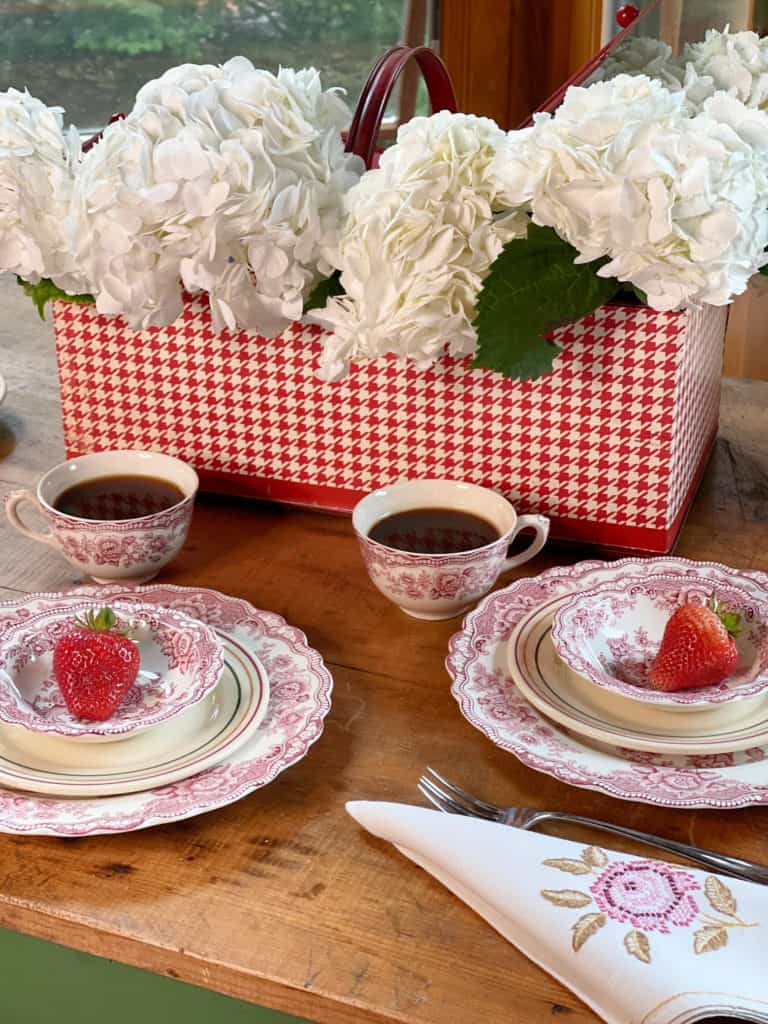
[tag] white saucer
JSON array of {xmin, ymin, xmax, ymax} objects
[
  {"xmin": 507, "ymin": 597, "xmax": 768, "ymax": 755},
  {"xmin": 0, "ymin": 632, "xmax": 269, "ymax": 797}
]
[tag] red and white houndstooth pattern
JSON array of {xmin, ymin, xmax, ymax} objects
[{"xmin": 52, "ymin": 296, "xmax": 727, "ymax": 553}]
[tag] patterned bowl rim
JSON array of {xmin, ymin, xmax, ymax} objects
[
  {"xmin": 551, "ymin": 573, "xmax": 768, "ymax": 707},
  {"xmin": 0, "ymin": 598, "xmax": 224, "ymax": 737}
]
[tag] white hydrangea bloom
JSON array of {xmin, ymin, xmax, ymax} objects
[
  {"xmin": 309, "ymin": 111, "xmax": 527, "ymax": 380},
  {"xmin": 0, "ymin": 88, "xmax": 85, "ymax": 293},
  {"xmin": 592, "ymin": 29, "xmax": 768, "ymax": 114},
  {"xmin": 68, "ymin": 58, "xmax": 363, "ymax": 332},
  {"xmin": 588, "ymin": 37, "xmax": 685, "ymax": 92},
  {"xmin": 680, "ymin": 28, "xmax": 768, "ymax": 109},
  {"xmin": 493, "ymin": 74, "xmax": 768, "ymax": 311}
]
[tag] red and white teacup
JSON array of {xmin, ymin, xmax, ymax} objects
[
  {"xmin": 4, "ymin": 450, "xmax": 198, "ymax": 583},
  {"xmin": 353, "ymin": 479, "xmax": 549, "ymax": 620}
]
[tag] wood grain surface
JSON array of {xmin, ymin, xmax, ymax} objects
[{"xmin": 0, "ymin": 276, "xmax": 766, "ymax": 1024}]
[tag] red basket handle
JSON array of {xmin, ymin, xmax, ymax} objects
[
  {"xmin": 346, "ymin": 45, "xmax": 458, "ymax": 168},
  {"xmin": 346, "ymin": 45, "xmax": 410, "ymax": 157}
]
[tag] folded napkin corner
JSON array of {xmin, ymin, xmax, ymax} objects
[{"xmin": 346, "ymin": 800, "xmax": 768, "ymax": 1024}]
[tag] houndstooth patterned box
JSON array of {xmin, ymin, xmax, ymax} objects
[{"xmin": 52, "ymin": 295, "xmax": 727, "ymax": 553}]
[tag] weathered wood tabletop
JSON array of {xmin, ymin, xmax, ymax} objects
[{"xmin": 0, "ymin": 276, "xmax": 766, "ymax": 1024}]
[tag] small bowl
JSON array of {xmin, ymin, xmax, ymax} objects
[
  {"xmin": 0, "ymin": 599, "xmax": 223, "ymax": 741},
  {"xmin": 552, "ymin": 574, "xmax": 768, "ymax": 710}
]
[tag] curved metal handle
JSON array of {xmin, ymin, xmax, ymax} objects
[
  {"xmin": 501, "ymin": 514, "xmax": 549, "ymax": 572},
  {"xmin": 538, "ymin": 811, "xmax": 768, "ymax": 885},
  {"xmin": 4, "ymin": 490, "xmax": 59, "ymax": 549}
]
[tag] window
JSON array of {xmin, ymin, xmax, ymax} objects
[
  {"xmin": 0, "ymin": 1, "xmax": 432, "ymax": 132},
  {"xmin": 607, "ymin": 0, "xmax": 757, "ymax": 47}
]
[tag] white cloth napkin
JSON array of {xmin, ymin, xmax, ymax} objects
[{"xmin": 347, "ymin": 801, "xmax": 768, "ymax": 1024}]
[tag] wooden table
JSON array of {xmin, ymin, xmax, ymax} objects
[{"xmin": 1, "ymin": 278, "xmax": 767, "ymax": 1024}]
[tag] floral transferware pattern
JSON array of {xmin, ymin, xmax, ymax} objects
[
  {"xmin": 45, "ymin": 499, "xmax": 193, "ymax": 571},
  {"xmin": 357, "ymin": 534, "xmax": 502, "ymax": 604},
  {"xmin": 447, "ymin": 556, "xmax": 768, "ymax": 809},
  {"xmin": 541, "ymin": 846, "xmax": 757, "ymax": 962},
  {"xmin": 603, "ymin": 628, "xmax": 656, "ymax": 687},
  {"xmin": 552, "ymin": 574, "xmax": 768, "ymax": 707},
  {"xmin": 0, "ymin": 584, "xmax": 332, "ymax": 835},
  {"xmin": 507, "ymin": 588, "xmax": 768, "ymax": 756},
  {"xmin": 0, "ymin": 598, "xmax": 223, "ymax": 737}
]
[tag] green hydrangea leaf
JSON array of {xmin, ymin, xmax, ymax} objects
[
  {"xmin": 759, "ymin": 262, "xmax": 768, "ymax": 276},
  {"xmin": 304, "ymin": 270, "xmax": 343, "ymax": 313},
  {"xmin": 472, "ymin": 224, "xmax": 621, "ymax": 380},
  {"xmin": 17, "ymin": 277, "xmax": 95, "ymax": 321}
]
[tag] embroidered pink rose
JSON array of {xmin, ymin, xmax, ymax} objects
[{"xmin": 589, "ymin": 860, "xmax": 700, "ymax": 934}]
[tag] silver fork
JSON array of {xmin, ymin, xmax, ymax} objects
[{"xmin": 418, "ymin": 768, "xmax": 768, "ymax": 885}]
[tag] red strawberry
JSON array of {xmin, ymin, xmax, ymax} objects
[
  {"xmin": 649, "ymin": 595, "xmax": 740, "ymax": 693},
  {"xmin": 53, "ymin": 607, "xmax": 140, "ymax": 721}
]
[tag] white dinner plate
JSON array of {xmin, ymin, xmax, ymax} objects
[{"xmin": 0, "ymin": 631, "xmax": 269, "ymax": 797}]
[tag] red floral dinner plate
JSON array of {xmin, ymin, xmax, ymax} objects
[
  {"xmin": 0, "ymin": 584, "xmax": 332, "ymax": 835},
  {"xmin": 447, "ymin": 557, "xmax": 768, "ymax": 809}
]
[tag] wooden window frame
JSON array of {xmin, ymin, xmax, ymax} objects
[{"xmin": 439, "ymin": 0, "xmax": 604, "ymax": 129}]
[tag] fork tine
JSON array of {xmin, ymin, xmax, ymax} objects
[
  {"xmin": 424, "ymin": 767, "xmax": 504, "ymax": 817},
  {"xmin": 418, "ymin": 777, "xmax": 499, "ymax": 822},
  {"xmin": 417, "ymin": 774, "xmax": 483, "ymax": 815},
  {"xmin": 417, "ymin": 782, "xmax": 483, "ymax": 815},
  {"xmin": 417, "ymin": 782, "xmax": 466, "ymax": 815}
]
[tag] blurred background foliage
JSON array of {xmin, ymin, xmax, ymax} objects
[{"xmin": 0, "ymin": 0, "xmax": 407, "ymax": 128}]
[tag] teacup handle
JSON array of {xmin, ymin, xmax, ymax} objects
[
  {"xmin": 4, "ymin": 490, "xmax": 59, "ymax": 549},
  {"xmin": 502, "ymin": 514, "xmax": 550, "ymax": 571}
]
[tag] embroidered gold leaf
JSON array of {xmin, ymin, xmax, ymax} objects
[
  {"xmin": 624, "ymin": 929, "xmax": 651, "ymax": 964},
  {"xmin": 541, "ymin": 889, "xmax": 593, "ymax": 909},
  {"xmin": 572, "ymin": 913, "xmax": 606, "ymax": 951},
  {"xmin": 543, "ymin": 858, "xmax": 592, "ymax": 875},
  {"xmin": 694, "ymin": 925, "xmax": 728, "ymax": 954},
  {"xmin": 581, "ymin": 846, "xmax": 609, "ymax": 868},
  {"xmin": 705, "ymin": 876, "xmax": 737, "ymax": 917}
]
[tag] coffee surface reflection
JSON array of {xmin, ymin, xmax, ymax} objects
[
  {"xmin": 55, "ymin": 474, "xmax": 185, "ymax": 521},
  {"xmin": 368, "ymin": 507, "xmax": 500, "ymax": 554}
]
